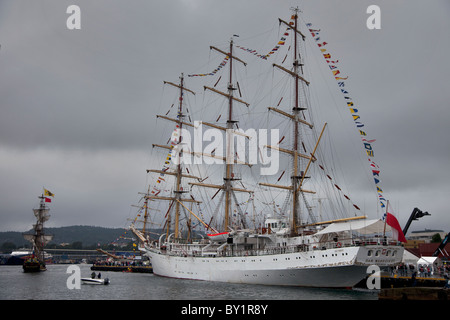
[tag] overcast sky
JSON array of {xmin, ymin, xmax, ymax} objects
[{"xmin": 1, "ymin": 0, "xmax": 449, "ymax": 236}]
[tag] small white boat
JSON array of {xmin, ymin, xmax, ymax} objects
[{"xmin": 81, "ymin": 277, "xmax": 110, "ymax": 285}]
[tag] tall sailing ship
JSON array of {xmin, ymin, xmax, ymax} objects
[
  {"xmin": 22, "ymin": 192, "xmax": 54, "ymax": 272},
  {"xmin": 131, "ymin": 9, "xmax": 404, "ymax": 288}
]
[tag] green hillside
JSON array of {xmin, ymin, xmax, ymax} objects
[{"xmin": 0, "ymin": 226, "xmax": 129, "ymax": 252}]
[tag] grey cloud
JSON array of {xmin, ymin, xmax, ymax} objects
[{"xmin": 0, "ymin": 0, "xmax": 449, "ymax": 233}]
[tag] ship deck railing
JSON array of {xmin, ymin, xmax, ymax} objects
[{"xmin": 161, "ymin": 236, "xmax": 401, "ymax": 258}]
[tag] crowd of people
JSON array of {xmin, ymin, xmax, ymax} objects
[
  {"xmin": 389, "ymin": 262, "xmax": 450, "ymax": 278},
  {"xmin": 93, "ymin": 259, "xmax": 148, "ymax": 267}
]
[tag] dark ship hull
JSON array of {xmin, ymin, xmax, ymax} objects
[{"xmin": 23, "ymin": 258, "xmax": 46, "ymax": 272}]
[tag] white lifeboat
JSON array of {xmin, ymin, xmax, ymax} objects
[{"xmin": 207, "ymin": 232, "xmax": 229, "ymax": 242}]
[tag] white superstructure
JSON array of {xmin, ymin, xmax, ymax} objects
[{"xmin": 140, "ymin": 219, "xmax": 403, "ymax": 288}]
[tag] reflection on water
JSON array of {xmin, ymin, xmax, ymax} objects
[{"xmin": 0, "ymin": 264, "xmax": 377, "ymax": 300}]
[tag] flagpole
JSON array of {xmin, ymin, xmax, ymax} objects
[{"xmin": 383, "ymin": 200, "xmax": 388, "ymax": 242}]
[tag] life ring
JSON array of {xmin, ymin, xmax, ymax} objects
[{"xmin": 336, "ymin": 242, "xmax": 342, "ymax": 248}]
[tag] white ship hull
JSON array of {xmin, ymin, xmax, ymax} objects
[{"xmin": 145, "ymin": 245, "xmax": 403, "ymax": 288}]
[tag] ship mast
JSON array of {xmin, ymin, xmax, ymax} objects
[
  {"xmin": 292, "ymin": 9, "xmax": 301, "ymax": 235},
  {"xmin": 260, "ymin": 8, "xmax": 317, "ymax": 236},
  {"xmin": 23, "ymin": 194, "xmax": 53, "ymax": 266},
  {"xmin": 35, "ymin": 195, "xmax": 47, "ymax": 263},
  {"xmin": 131, "ymin": 186, "xmax": 155, "ymax": 238},
  {"xmin": 174, "ymin": 73, "xmax": 185, "ymax": 239},
  {"xmin": 148, "ymin": 74, "xmax": 201, "ymax": 240},
  {"xmin": 225, "ymin": 38, "xmax": 235, "ymax": 230},
  {"xmin": 202, "ymin": 38, "xmax": 250, "ymax": 232},
  {"xmin": 154, "ymin": 41, "xmax": 252, "ymax": 236},
  {"xmin": 142, "ymin": 186, "xmax": 150, "ymax": 234}
]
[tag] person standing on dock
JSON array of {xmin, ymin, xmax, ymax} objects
[
  {"xmin": 410, "ymin": 272, "xmax": 417, "ymax": 287},
  {"xmin": 445, "ymin": 279, "xmax": 450, "ymax": 289}
]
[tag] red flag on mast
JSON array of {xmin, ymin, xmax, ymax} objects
[{"xmin": 386, "ymin": 205, "xmax": 407, "ymax": 243}]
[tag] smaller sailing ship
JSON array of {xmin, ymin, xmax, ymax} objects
[{"xmin": 22, "ymin": 189, "xmax": 54, "ymax": 272}]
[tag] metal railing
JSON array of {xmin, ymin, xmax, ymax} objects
[{"xmin": 158, "ymin": 236, "xmax": 402, "ymax": 258}]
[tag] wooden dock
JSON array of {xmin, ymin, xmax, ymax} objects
[
  {"xmin": 379, "ymin": 287, "xmax": 449, "ymax": 300},
  {"xmin": 354, "ymin": 274, "xmax": 448, "ymax": 289},
  {"xmin": 381, "ymin": 274, "xmax": 447, "ymax": 288}
]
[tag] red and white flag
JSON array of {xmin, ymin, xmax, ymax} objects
[{"xmin": 386, "ymin": 204, "xmax": 407, "ymax": 243}]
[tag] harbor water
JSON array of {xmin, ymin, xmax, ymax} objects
[{"xmin": 0, "ymin": 264, "xmax": 377, "ymax": 300}]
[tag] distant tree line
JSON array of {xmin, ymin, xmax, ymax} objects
[
  {"xmin": 1, "ymin": 240, "xmax": 137, "ymax": 253},
  {"xmin": 0, "ymin": 226, "xmax": 137, "ymax": 253}
]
